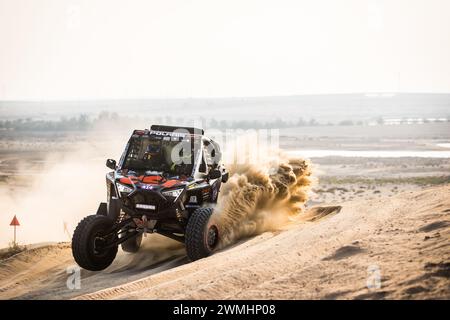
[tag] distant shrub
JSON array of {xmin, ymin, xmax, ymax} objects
[{"xmin": 0, "ymin": 242, "xmax": 27, "ymax": 260}]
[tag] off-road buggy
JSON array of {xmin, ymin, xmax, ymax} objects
[{"xmin": 72, "ymin": 125, "xmax": 229, "ymax": 271}]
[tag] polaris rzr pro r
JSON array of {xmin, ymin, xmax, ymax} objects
[{"xmin": 72, "ymin": 125, "xmax": 229, "ymax": 271}]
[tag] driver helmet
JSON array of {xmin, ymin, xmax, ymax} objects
[{"xmin": 144, "ymin": 141, "xmax": 161, "ymax": 159}]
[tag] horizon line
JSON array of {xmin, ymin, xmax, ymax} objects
[{"xmin": 1, "ymin": 91, "xmax": 450, "ymax": 103}]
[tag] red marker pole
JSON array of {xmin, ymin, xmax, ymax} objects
[{"xmin": 10, "ymin": 215, "xmax": 20, "ymax": 245}]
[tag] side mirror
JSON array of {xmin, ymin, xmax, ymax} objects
[
  {"xmin": 106, "ymin": 159, "xmax": 116, "ymax": 170},
  {"xmin": 208, "ymin": 169, "xmax": 222, "ymax": 180},
  {"xmin": 221, "ymin": 172, "xmax": 229, "ymax": 183}
]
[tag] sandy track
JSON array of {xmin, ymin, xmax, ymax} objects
[
  {"xmin": 1, "ymin": 185, "xmax": 449, "ymax": 300},
  {"xmin": 0, "ymin": 236, "xmax": 187, "ymax": 299},
  {"xmin": 77, "ymin": 185, "xmax": 450, "ymax": 300}
]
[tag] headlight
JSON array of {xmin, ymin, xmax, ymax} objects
[
  {"xmin": 162, "ymin": 188, "xmax": 183, "ymax": 201},
  {"xmin": 117, "ymin": 182, "xmax": 133, "ymax": 193}
]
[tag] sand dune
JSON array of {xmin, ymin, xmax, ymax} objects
[
  {"xmin": 0, "ymin": 185, "xmax": 449, "ymax": 300},
  {"xmin": 0, "ymin": 234, "xmax": 188, "ymax": 300}
]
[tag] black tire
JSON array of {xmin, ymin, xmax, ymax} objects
[
  {"xmin": 185, "ymin": 207, "xmax": 219, "ymax": 261},
  {"xmin": 121, "ymin": 233, "xmax": 142, "ymax": 253},
  {"xmin": 72, "ymin": 215, "xmax": 118, "ymax": 271}
]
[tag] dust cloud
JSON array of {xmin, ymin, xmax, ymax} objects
[
  {"xmin": 215, "ymin": 157, "xmax": 312, "ymax": 246},
  {"xmin": 109, "ymin": 234, "xmax": 185, "ymax": 271},
  {"xmin": 0, "ymin": 130, "xmax": 126, "ymax": 248}
]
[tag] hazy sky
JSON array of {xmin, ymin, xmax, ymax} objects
[{"xmin": 0, "ymin": 0, "xmax": 449, "ymax": 100}]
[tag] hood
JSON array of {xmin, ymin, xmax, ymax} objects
[{"xmin": 116, "ymin": 172, "xmax": 188, "ymax": 191}]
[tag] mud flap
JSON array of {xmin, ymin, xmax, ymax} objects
[
  {"xmin": 107, "ymin": 197, "xmax": 121, "ymax": 221},
  {"xmin": 97, "ymin": 200, "xmax": 120, "ymax": 221},
  {"xmin": 96, "ymin": 202, "xmax": 108, "ymax": 216}
]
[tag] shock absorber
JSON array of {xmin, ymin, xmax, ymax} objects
[{"xmin": 141, "ymin": 215, "xmax": 148, "ymax": 237}]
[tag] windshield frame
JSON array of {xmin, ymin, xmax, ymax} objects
[{"xmin": 118, "ymin": 131, "xmax": 203, "ymax": 177}]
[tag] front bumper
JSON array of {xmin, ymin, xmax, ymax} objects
[{"xmin": 119, "ymin": 189, "xmax": 186, "ymax": 220}]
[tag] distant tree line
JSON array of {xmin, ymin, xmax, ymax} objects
[
  {"xmin": 0, "ymin": 111, "xmax": 449, "ymax": 132},
  {"xmin": 0, "ymin": 115, "xmax": 92, "ymax": 131}
]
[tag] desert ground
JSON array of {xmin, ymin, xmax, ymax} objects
[
  {"xmin": 0, "ymin": 124, "xmax": 449, "ymax": 299},
  {"xmin": 0, "ymin": 185, "xmax": 448, "ymax": 300}
]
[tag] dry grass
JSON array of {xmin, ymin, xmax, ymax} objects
[{"xmin": 0, "ymin": 242, "xmax": 27, "ymax": 261}]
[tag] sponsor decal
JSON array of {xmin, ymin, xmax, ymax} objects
[{"xmin": 149, "ymin": 130, "xmax": 188, "ymax": 138}]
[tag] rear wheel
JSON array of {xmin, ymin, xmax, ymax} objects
[
  {"xmin": 72, "ymin": 215, "xmax": 118, "ymax": 271},
  {"xmin": 121, "ymin": 233, "xmax": 142, "ymax": 253},
  {"xmin": 185, "ymin": 208, "xmax": 219, "ymax": 261}
]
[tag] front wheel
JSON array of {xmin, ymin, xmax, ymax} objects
[
  {"xmin": 185, "ymin": 208, "xmax": 219, "ymax": 261},
  {"xmin": 72, "ymin": 215, "xmax": 118, "ymax": 271}
]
